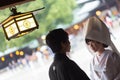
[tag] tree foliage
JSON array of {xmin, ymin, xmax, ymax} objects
[{"xmin": 0, "ymin": 0, "xmax": 76, "ymax": 52}]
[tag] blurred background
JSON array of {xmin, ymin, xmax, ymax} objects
[{"xmin": 0, "ymin": 0, "xmax": 120, "ymax": 80}]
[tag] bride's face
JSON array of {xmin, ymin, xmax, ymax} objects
[{"xmin": 86, "ymin": 40, "xmax": 104, "ymax": 53}]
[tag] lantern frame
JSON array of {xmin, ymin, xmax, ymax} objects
[{"xmin": 1, "ymin": 7, "xmax": 39, "ymax": 40}]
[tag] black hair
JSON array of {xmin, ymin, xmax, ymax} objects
[
  {"xmin": 46, "ymin": 28, "xmax": 68, "ymax": 53},
  {"xmin": 85, "ymin": 39, "xmax": 108, "ymax": 48}
]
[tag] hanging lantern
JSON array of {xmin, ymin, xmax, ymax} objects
[{"xmin": 1, "ymin": 6, "xmax": 39, "ymax": 40}]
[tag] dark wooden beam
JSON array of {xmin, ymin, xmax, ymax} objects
[{"xmin": 0, "ymin": 0, "xmax": 35, "ymax": 10}]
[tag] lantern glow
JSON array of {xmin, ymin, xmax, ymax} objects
[{"xmin": 1, "ymin": 7, "xmax": 39, "ymax": 40}]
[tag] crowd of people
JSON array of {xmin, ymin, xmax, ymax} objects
[{"xmin": 7, "ymin": 45, "xmax": 53, "ymax": 72}]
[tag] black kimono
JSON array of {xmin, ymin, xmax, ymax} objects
[{"xmin": 49, "ymin": 53, "xmax": 90, "ymax": 80}]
